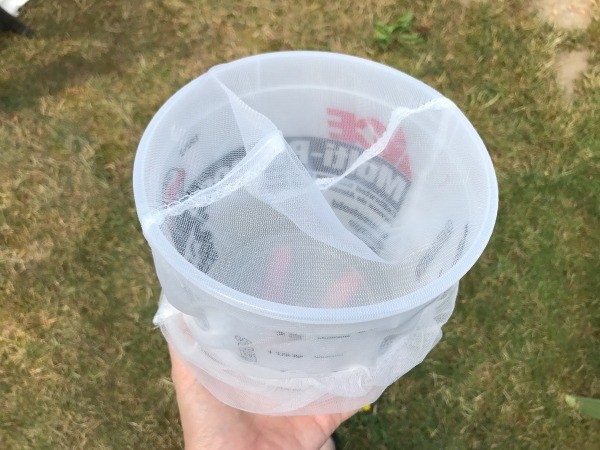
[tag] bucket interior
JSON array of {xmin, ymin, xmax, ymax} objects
[{"xmin": 134, "ymin": 53, "xmax": 497, "ymax": 314}]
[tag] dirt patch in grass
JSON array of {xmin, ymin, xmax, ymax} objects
[
  {"xmin": 535, "ymin": 0, "xmax": 597, "ymax": 29},
  {"xmin": 533, "ymin": 0, "xmax": 596, "ymax": 101},
  {"xmin": 555, "ymin": 49, "xmax": 591, "ymax": 99}
]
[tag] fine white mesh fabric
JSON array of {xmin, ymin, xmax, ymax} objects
[
  {"xmin": 134, "ymin": 52, "xmax": 498, "ymax": 414},
  {"xmin": 156, "ymin": 284, "xmax": 456, "ymax": 415}
]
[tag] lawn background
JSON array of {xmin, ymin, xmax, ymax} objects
[{"xmin": 1, "ymin": 0, "xmax": 598, "ymax": 448}]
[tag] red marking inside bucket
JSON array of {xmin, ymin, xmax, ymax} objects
[
  {"xmin": 323, "ymin": 269, "xmax": 364, "ymax": 308},
  {"xmin": 327, "ymin": 108, "xmax": 412, "ymax": 180},
  {"xmin": 261, "ymin": 246, "xmax": 293, "ymax": 302},
  {"xmin": 165, "ymin": 168, "xmax": 186, "ymax": 231}
]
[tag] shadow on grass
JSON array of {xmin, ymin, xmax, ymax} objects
[
  {"xmin": 0, "ymin": 46, "xmax": 128, "ymax": 113},
  {"xmin": 0, "ymin": 0, "xmax": 154, "ymax": 114}
]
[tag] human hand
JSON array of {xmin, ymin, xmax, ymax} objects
[{"xmin": 169, "ymin": 346, "xmax": 356, "ymax": 450}]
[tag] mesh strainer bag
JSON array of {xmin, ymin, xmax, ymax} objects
[{"xmin": 133, "ymin": 51, "xmax": 498, "ymax": 415}]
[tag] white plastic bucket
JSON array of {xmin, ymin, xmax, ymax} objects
[{"xmin": 133, "ymin": 51, "xmax": 498, "ymax": 414}]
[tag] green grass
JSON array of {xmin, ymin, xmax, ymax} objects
[{"xmin": 1, "ymin": 0, "xmax": 599, "ymax": 448}]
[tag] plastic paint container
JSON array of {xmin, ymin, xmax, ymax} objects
[{"xmin": 133, "ymin": 51, "xmax": 498, "ymax": 414}]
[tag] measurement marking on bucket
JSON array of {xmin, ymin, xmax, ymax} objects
[{"xmin": 267, "ymin": 350, "xmax": 304, "ymax": 359}]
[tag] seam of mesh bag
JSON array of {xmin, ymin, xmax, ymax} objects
[
  {"xmin": 316, "ymin": 96, "xmax": 456, "ymax": 191},
  {"xmin": 140, "ymin": 130, "xmax": 285, "ymax": 230}
]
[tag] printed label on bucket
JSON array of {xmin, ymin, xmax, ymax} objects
[
  {"xmin": 163, "ymin": 136, "xmax": 413, "ymax": 266},
  {"xmin": 288, "ymin": 137, "xmax": 411, "ymax": 254}
]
